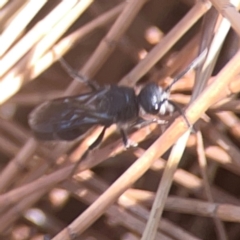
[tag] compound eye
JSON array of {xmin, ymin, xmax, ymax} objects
[
  {"xmin": 138, "ymin": 83, "xmax": 162, "ymax": 115},
  {"xmin": 149, "ymin": 102, "xmax": 159, "ymax": 114}
]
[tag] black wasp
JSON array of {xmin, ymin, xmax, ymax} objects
[{"xmin": 29, "ymin": 50, "xmax": 206, "ymax": 150}]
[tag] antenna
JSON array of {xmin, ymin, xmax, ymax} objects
[{"xmin": 165, "ymin": 49, "xmax": 208, "ymax": 92}]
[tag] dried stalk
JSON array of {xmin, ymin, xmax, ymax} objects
[
  {"xmin": 0, "ymin": 0, "xmax": 47, "ymax": 57},
  {"xmin": 0, "ymin": 0, "xmax": 93, "ymax": 103},
  {"xmin": 209, "ymin": 0, "xmax": 240, "ymax": 36}
]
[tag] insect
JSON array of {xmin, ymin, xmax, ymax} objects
[{"xmin": 29, "ymin": 50, "xmax": 206, "ymax": 150}]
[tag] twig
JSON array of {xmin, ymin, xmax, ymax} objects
[{"xmin": 196, "ymin": 131, "xmax": 228, "ymax": 240}]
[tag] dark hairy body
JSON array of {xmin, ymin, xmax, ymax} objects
[
  {"xmin": 29, "ymin": 50, "xmax": 206, "ymax": 147},
  {"xmin": 28, "ymin": 83, "xmax": 169, "ymax": 147}
]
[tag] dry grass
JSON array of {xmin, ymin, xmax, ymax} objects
[{"xmin": 1, "ymin": 0, "xmax": 240, "ymax": 239}]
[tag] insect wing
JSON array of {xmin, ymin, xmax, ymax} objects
[{"xmin": 29, "ymin": 88, "xmax": 111, "ymax": 140}]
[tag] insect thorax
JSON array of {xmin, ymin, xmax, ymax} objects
[{"xmin": 100, "ymin": 86, "xmax": 139, "ymax": 124}]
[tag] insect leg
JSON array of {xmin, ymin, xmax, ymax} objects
[
  {"xmin": 165, "ymin": 49, "xmax": 207, "ymax": 92},
  {"xmin": 120, "ymin": 129, "xmax": 137, "ymax": 148},
  {"xmin": 89, "ymin": 126, "xmax": 107, "ymax": 150},
  {"xmin": 59, "ymin": 58, "xmax": 99, "ymax": 90},
  {"xmin": 70, "ymin": 126, "xmax": 107, "ymax": 176},
  {"xmin": 168, "ymin": 100, "xmax": 192, "ymax": 129},
  {"xmin": 133, "ymin": 117, "xmax": 167, "ymax": 129}
]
